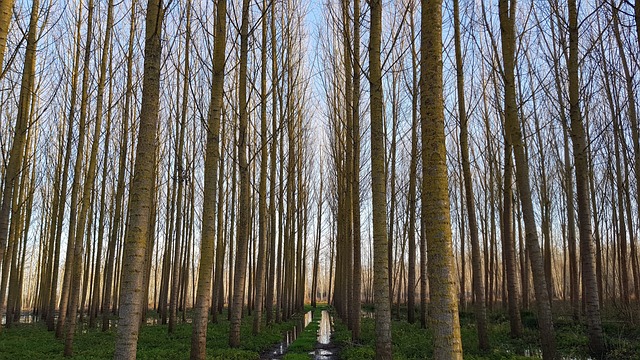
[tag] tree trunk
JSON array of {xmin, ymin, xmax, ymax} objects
[
  {"xmin": 190, "ymin": 0, "xmax": 225, "ymax": 354},
  {"xmin": 421, "ymin": 0, "xmax": 463, "ymax": 357},
  {"xmin": 369, "ymin": 0, "xmax": 392, "ymax": 357},
  {"xmin": 0, "ymin": 0, "xmax": 39, "ymax": 333},
  {"xmin": 566, "ymin": 0, "xmax": 604, "ymax": 355},
  {"xmin": 0, "ymin": 0, "xmax": 15, "ymax": 78},
  {"xmin": 499, "ymin": 1, "xmax": 556, "ymax": 358},
  {"xmin": 252, "ymin": 0, "xmax": 269, "ymax": 335},
  {"xmin": 407, "ymin": 0, "xmax": 419, "ymax": 324},
  {"xmin": 454, "ymin": 0, "xmax": 488, "ymax": 351},
  {"xmin": 229, "ymin": 0, "xmax": 251, "ymax": 347},
  {"xmin": 350, "ymin": 0, "xmax": 362, "ymax": 340},
  {"xmin": 113, "ymin": 0, "xmax": 164, "ymax": 357}
]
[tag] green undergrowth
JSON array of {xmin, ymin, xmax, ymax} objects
[
  {"xmin": 0, "ymin": 309, "xmax": 306, "ymax": 359},
  {"xmin": 283, "ymin": 304, "xmax": 327, "ymax": 360},
  {"xmin": 336, "ymin": 304, "xmax": 640, "ymax": 359}
]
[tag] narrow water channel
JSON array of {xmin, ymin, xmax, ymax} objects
[
  {"xmin": 312, "ymin": 310, "xmax": 338, "ymax": 360},
  {"xmin": 261, "ymin": 310, "xmax": 314, "ymax": 359}
]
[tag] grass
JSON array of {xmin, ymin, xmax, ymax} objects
[
  {"xmin": 0, "ymin": 309, "xmax": 306, "ymax": 359},
  {"xmin": 335, "ymin": 303, "xmax": 640, "ymax": 359}
]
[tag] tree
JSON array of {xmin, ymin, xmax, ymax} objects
[
  {"xmin": 229, "ymin": 0, "xmax": 251, "ymax": 347},
  {"xmin": 499, "ymin": 0, "xmax": 556, "ymax": 358},
  {"xmin": 350, "ymin": 0, "xmax": 362, "ymax": 340},
  {"xmin": 65, "ymin": 0, "xmax": 115, "ymax": 353},
  {"xmin": 0, "ymin": 0, "xmax": 39, "ymax": 333},
  {"xmin": 369, "ymin": 0, "xmax": 392, "ymax": 357},
  {"xmin": 190, "ymin": 0, "xmax": 226, "ymax": 356},
  {"xmin": 253, "ymin": 0, "xmax": 269, "ymax": 335},
  {"xmin": 421, "ymin": 0, "xmax": 463, "ymax": 357},
  {"xmin": 0, "ymin": 0, "xmax": 15, "ymax": 78},
  {"xmin": 453, "ymin": 0, "xmax": 488, "ymax": 351},
  {"xmin": 113, "ymin": 0, "xmax": 165, "ymax": 357},
  {"xmin": 567, "ymin": 0, "xmax": 605, "ymax": 356}
]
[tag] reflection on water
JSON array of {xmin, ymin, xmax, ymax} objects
[
  {"xmin": 1, "ymin": 313, "xmax": 36, "ymax": 325},
  {"xmin": 361, "ymin": 309, "xmax": 374, "ymax": 319},
  {"xmin": 312, "ymin": 310, "xmax": 338, "ymax": 360},
  {"xmin": 261, "ymin": 310, "xmax": 313, "ymax": 359},
  {"xmin": 317, "ymin": 310, "xmax": 331, "ymax": 344},
  {"xmin": 506, "ymin": 347, "xmax": 593, "ymax": 359}
]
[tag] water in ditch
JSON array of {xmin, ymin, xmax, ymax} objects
[
  {"xmin": 312, "ymin": 310, "xmax": 339, "ymax": 360},
  {"xmin": 261, "ymin": 310, "xmax": 314, "ymax": 359}
]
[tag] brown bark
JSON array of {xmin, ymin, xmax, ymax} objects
[
  {"xmin": 190, "ymin": 0, "xmax": 226, "ymax": 353},
  {"xmin": 0, "ymin": 0, "xmax": 39, "ymax": 333},
  {"xmin": 229, "ymin": 0, "xmax": 251, "ymax": 347},
  {"xmin": 454, "ymin": 0, "xmax": 488, "ymax": 351},
  {"xmin": 113, "ymin": 0, "xmax": 164, "ymax": 357},
  {"xmin": 499, "ymin": 0, "xmax": 556, "ymax": 358},
  {"xmin": 566, "ymin": 3, "xmax": 605, "ymax": 356},
  {"xmin": 370, "ymin": 0, "xmax": 392, "ymax": 357}
]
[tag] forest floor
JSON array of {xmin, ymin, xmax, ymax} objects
[
  {"xmin": 333, "ymin": 302, "xmax": 640, "ymax": 359},
  {"xmin": 0, "ymin": 307, "xmax": 315, "ymax": 359},
  {"xmin": 2, "ymin": 302, "xmax": 640, "ymax": 359}
]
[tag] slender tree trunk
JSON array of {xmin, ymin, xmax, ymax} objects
[
  {"xmin": 499, "ymin": 1, "xmax": 556, "ymax": 358},
  {"xmin": 407, "ymin": 0, "xmax": 419, "ymax": 325},
  {"xmin": 454, "ymin": 0, "xmax": 488, "ymax": 351},
  {"xmin": 103, "ymin": 0, "xmax": 135, "ymax": 332},
  {"xmin": 350, "ymin": 0, "xmax": 362, "ymax": 340},
  {"xmin": 312, "ymin": 165, "xmax": 323, "ymax": 309},
  {"xmin": 113, "ymin": 0, "xmax": 164, "ymax": 357},
  {"xmin": 369, "ymin": 0, "xmax": 391, "ymax": 357},
  {"xmin": 421, "ymin": 0, "xmax": 463, "ymax": 357},
  {"xmin": 0, "ymin": 0, "xmax": 39, "ymax": 333},
  {"xmin": 229, "ymin": 0, "xmax": 251, "ymax": 347},
  {"xmin": 502, "ymin": 144, "xmax": 522, "ymax": 337},
  {"xmin": 252, "ymin": 0, "xmax": 269, "ymax": 335},
  {"xmin": 566, "ymin": 3, "xmax": 605, "ymax": 356},
  {"xmin": 169, "ymin": 1, "xmax": 191, "ymax": 333},
  {"xmin": 0, "ymin": 0, "xmax": 15, "ymax": 78},
  {"xmin": 212, "ymin": 116, "xmax": 227, "ymax": 323},
  {"xmin": 265, "ymin": 0, "xmax": 279, "ymax": 325},
  {"xmin": 190, "ymin": 0, "xmax": 225, "ymax": 355},
  {"xmin": 65, "ymin": 0, "xmax": 114, "ymax": 352},
  {"xmin": 612, "ymin": 2, "xmax": 640, "ymax": 302}
]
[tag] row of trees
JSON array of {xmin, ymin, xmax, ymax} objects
[{"xmin": 0, "ymin": 0, "xmax": 639, "ymax": 359}]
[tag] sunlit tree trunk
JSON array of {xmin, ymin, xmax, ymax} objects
[
  {"xmin": 0, "ymin": 0, "xmax": 15, "ymax": 78},
  {"xmin": 0, "ymin": 0, "xmax": 39, "ymax": 333},
  {"xmin": 421, "ymin": 0, "xmax": 463, "ymax": 357},
  {"xmin": 113, "ymin": 0, "xmax": 164, "ymax": 357}
]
